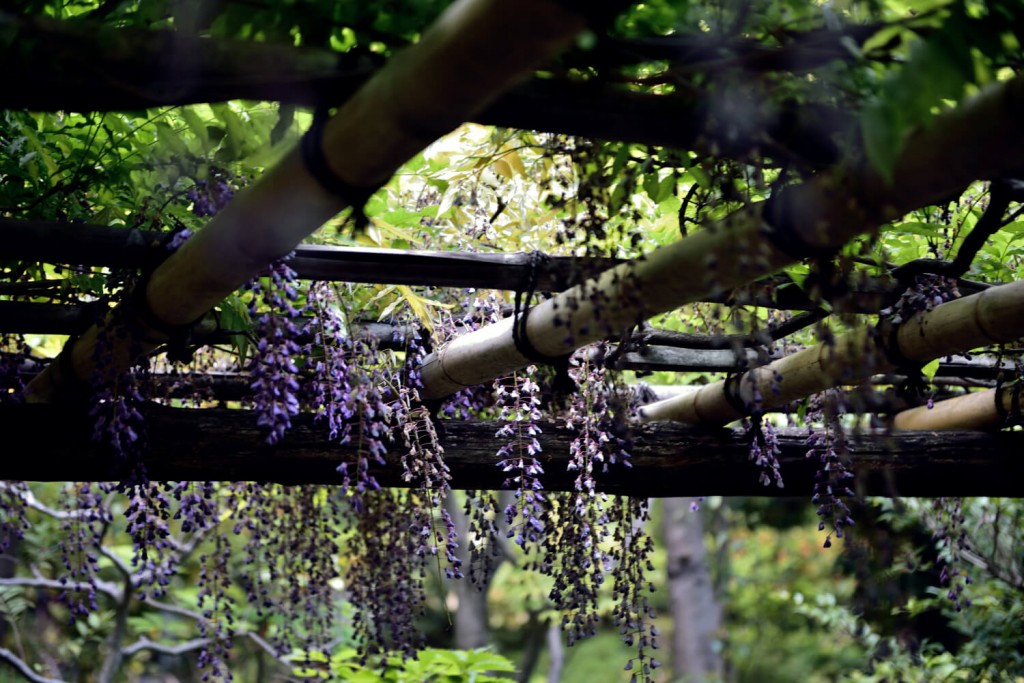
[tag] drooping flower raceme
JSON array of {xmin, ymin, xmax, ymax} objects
[{"xmin": 249, "ymin": 257, "xmax": 303, "ymax": 445}]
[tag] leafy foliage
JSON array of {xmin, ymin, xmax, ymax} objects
[{"xmin": 1, "ymin": 0, "xmax": 1024, "ymax": 680}]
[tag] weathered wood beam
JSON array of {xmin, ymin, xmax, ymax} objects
[
  {"xmin": 0, "ymin": 218, "xmax": 894, "ymax": 310},
  {"xmin": 1, "ymin": 404, "xmax": 1022, "ymax": 496},
  {"xmin": 0, "ymin": 302, "xmax": 412, "ymax": 347},
  {"xmin": 0, "ymin": 218, "xmax": 616, "ymax": 293}
]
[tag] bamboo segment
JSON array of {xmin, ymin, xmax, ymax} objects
[
  {"xmin": 891, "ymin": 388, "xmax": 1012, "ymax": 431},
  {"xmin": 23, "ymin": 0, "xmax": 587, "ymax": 403},
  {"xmin": 420, "ymin": 75, "xmax": 1024, "ymax": 400},
  {"xmin": 639, "ymin": 279, "xmax": 1024, "ymax": 424}
]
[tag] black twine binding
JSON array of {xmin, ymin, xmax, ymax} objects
[
  {"xmin": 512, "ymin": 252, "xmax": 559, "ymax": 365},
  {"xmin": 54, "ymin": 333, "xmax": 91, "ymax": 400},
  {"xmin": 300, "ymin": 109, "xmax": 381, "ymax": 233},
  {"xmin": 123, "ymin": 270, "xmax": 206, "ymax": 364},
  {"xmin": 878, "ymin": 319, "xmax": 928, "ymax": 372},
  {"xmin": 722, "ymin": 373, "xmax": 749, "ymax": 415},
  {"xmin": 996, "ymin": 380, "xmax": 1022, "ymax": 426},
  {"xmin": 878, "ymin": 320, "xmax": 932, "ymax": 403},
  {"xmin": 760, "ymin": 193, "xmax": 836, "ymax": 261}
]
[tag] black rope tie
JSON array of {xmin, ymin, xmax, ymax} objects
[
  {"xmin": 123, "ymin": 270, "xmax": 206, "ymax": 364},
  {"xmin": 300, "ymin": 109, "xmax": 382, "ymax": 234},
  {"xmin": 882, "ymin": 321, "xmax": 919, "ymax": 370},
  {"xmin": 996, "ymin": 380, "xmax": 1023, "ymax": 426},
  {"xmin": 54, "ymin": 333, "xmax": 91, "ymax": 400},
  {"xmin": 722, "ymin": 373, "xmax": 749, "ymax": 415},
  {"xmin": 512, "ymin": 251, "xmax": 557, "ymax": 365}
]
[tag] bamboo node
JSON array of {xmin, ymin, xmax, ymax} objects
[{"xmin": 300, "ymin": 110, "xmax": 383, "ymax": 233}]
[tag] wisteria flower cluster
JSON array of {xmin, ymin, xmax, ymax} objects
[
  {"xmin": 57, "ymin": 482, "xmax": 111, "ymax": 622},
  {"xmin": 745, "ymin": 415, "xmax": 785, "ymax": 488},
  {"xmin": 197, "ymin": 529, "xmax": 237, "ymax": 682},
  {"xmin": 186, "ymin": 178, "xmax": 235, "ymax": 217},
  {"xmin": 805, "ymin": 390, "xmax": 856, "ymax": 548},
  {"xmin": 248, "ymin": 257, "xmax": 303, "ymax": 445},
  {"xmin": 124, "ymin": 482, "xmax": 176, "ymax": 599},
  {"xmin": 541, "ymin": 350, "xmax": 645, "ymax": 646},
  {"xmin": 495, "ymin": 367, "xmax": 546, "ymax": 553},
  {"xmin": 344, "ymin": 489, "xmax": 429, "ymax": 660},
  {"xmin": 462, "ymin": 489, "xmax": 503, "ymax": 588},
  {"xmin": 609, "ymin": 496, "xmax": 661, "ymax": 683},
  {"xmin": 931, "ymin": 496, "xmax": 972, "ymax": 612},
  {"xmin": 0, "ymin": 480, "xmax": 28, "ymax": 554}
]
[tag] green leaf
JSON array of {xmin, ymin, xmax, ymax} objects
[
  {"xmin": 687, "ymin": 165, "xmax": 711, "ymax": 190},
  {"xmin": 862, "ymin": 102, "xmax": 902, "ymax": 185},
  {"xmin": 921, "ymin": 358, "xmax": 941, "ymax": 381}
]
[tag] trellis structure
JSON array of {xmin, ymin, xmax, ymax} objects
[{"xmin": 2, "ymin": 0, "xmax": 1024, "ymax": 497}]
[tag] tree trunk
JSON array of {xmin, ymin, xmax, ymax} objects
[
  {"xmin": 445, "ymin": 493, "xmax": 491, "ymax": 650},
  {"xmin": 663, "ymin": 498, "xmax": 724, "ymax": 683},
  {"xmin": 546, "ymin": 621, "xmax": 564, "ymax": 683}
]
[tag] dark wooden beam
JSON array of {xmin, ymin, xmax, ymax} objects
[
  {"xmin": 0, "ymin": 218, "xmax": 888, "ymax": 310},
  {"xmin": 2, "ymin": 404, "xmax": 1021, "ymax": 497}
]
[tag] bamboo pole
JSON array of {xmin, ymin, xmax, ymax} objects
[
  {"xmin": 639, "ymin": 279, "xmax": 1024, "ymax": 424},
  {"xmin": 893, "ymin": 384, "xmax": 1019, "ymax": 431},
  {"xmin": 23, "ymin": 0, "xmax": 587, "ymax": 403},
  {"xmin": 418, "ymin": 74, "xmax": 1024, "ymax": 399}
]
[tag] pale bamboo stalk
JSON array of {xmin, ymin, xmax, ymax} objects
[
  {"xmin": 419, "ymin": 75, "xmax": 1024, "ymax": 399},
  {"xmin": 639, "ymin": 279, "xmax": 1024, "ymax": 424},
  {"xmin": 892, "ymin": 388, "xmax": 1014, "ymax": 431},
  {"xmin": 24, "ymin": 0, "xmax": 585, "ymax": 403}
]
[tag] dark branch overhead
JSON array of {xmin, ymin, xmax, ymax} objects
[
  {"xmin": 2, "ymin": 404, "xmax": 1022, "ymax": 497},
  {"xmin": 0, "ymin": 11, "xmax": 851, "ymax": 161}
]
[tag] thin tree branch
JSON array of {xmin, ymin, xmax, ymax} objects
[
  {"xmin": 96, "ymin": 580, "xmax": 132, "ymax": 683},
  {"xmin": 0, "ymin": 648, "xmax": 68, "ymax": 683},
  {"xmin": 891, "ymin": 178, "xmax": 1015, "ymax": 282},
  {"xmin": 122, "ymin": 636, "xmax": 211, "ymax": 657},
  {"xmin": 0, "ymin": 577, "xmax": 122, "ymax": 602}
]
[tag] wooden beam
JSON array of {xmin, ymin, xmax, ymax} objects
[
  {"xmin": 1, "ymin": 404, "xmax": 1022, "ymax": 497},
  {"xmin": 0, "ymin": 218, "xmax": 892, "ymax": 310}
]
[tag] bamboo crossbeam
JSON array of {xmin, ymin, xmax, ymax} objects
[
  {"xmin": 417, "ymin": 75, "xmax": 1024, "ymax": 400},
  {"xmin": 640, "ymin": 279, "xmax": 1024, "ymax": 424},
  {"xmin": 2, "ymin": 404, "xmax": 1023, "ymax": 497},
  {"xmin": 893, "ymin": 385, "xmax": 1020, "ymax": 431},
  {"xmin": 22, "ymin": 0, "xmax": 589, "ymax": 403}
]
